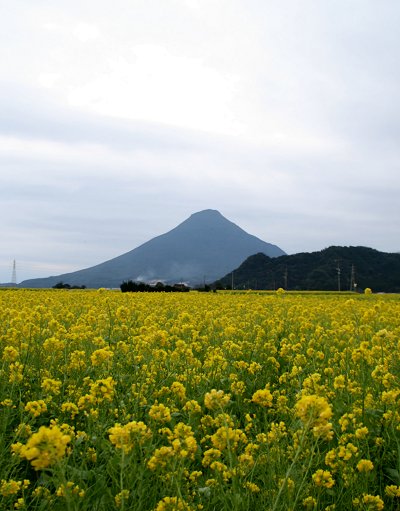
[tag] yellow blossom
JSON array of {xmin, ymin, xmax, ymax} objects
[
  {"xmin": 303, "ymin": 496, "xmax": 317, "ymax": 509},
  {"xmin": 90, "ymin": 377, "xmax": 116, "ymax": 401},
  {"xmin": 230, "ymin": 380, "xmax": 246, "ymax": 395},
  {"xmin": 61, "ymin": 402, "xmax": 79, "ymax": 419},
  {"xmin": 355, "ymin": 494, "xmax": 384, "ymax": 510},
  {"xmin": 295, "ymin": 394, "xmax": 333, "ymax": 440},
  {"xmin": 147, "ymin": 446, "xmax": 174, "ymax": 471},
  {"xmin": 167, "ymin": 422, "xmax": 197, "ymax": 459},
  {"xmin": 338, "ymin": 443, "xmax": 358, "ymax": 461},
  {"xmin": 41, "ymin": 378, "xmax": 62, "ymax": 395},
  {"xmin": 153, "ymin": 496, "xmax": 193, "ymax": 511},
  {"xmin": 204, "ymin": 389, "xmax": 231, "ymax": 410},
  {"xmin": 252, "ymin": 388, "xmax": 273, "ymax": 407},
  {"xmin": 170, "ymin": 381, "xmax": 186, "ymax": 401},
  {"xmin": 244, "ymin": 481, "xmax": 260, "ymax": 493},
  {"xmin": 14, "ymin": 423, "xmax": 32, "ymax": 439},
  {"xmin": 149, "ymin": 403, "xmax": 172, "ymax": 423},
  {"xmin": 24, "ymin": 400, "xmax": 47, "ymax": 418},
  {"xmin": 14, "ymin": 497, "xmax": 25, "ymax": 509},
  {"xmin": 13, "ymin": 424, "xmax": 71, "ymax": 470},
  {"xmin": 211, "ymin": 426, "xmax": 247, "ymax": 451},
  {"xmin": 9, "ymin": 362, "xmax": 24, "ymax": 383},
  {"xmin": 357, "ymin": 459, "xmax": 374, "ymax": 472},
  {"xmin": 115, "ymin": 489, "xmax": 130, "ymax": 508},
  {"xmin": 312, "ymin": 469, "xmax": 335, "ymax": 488},
  {"xmin": 56, "ymin": 481, "xmax": 85, "ymax": 498},
  {"xmin": 182, "ymin": 400, "xmax": 202, "ymax": 414},
  {"xmin": 0, "ymin": 479, "xmax": 24, "ymax": 496},
  {"xmin": 202, "ymin": 448, "xmax": 222, "ymax": 467},
  {"xmin": 385, "ymin": 485, "xmax": 400, "ymax": 498},
  {"xmin": 109, "ymin": 421, "xmax": 152, "ymax": 453},
  {"xmin": 2, "ymin": 346, "xmax": 19, "ymax": 361},
  {"xmin": 90, "ymin": 346, "xmax": 114, "ymax": 366},
  {"xmin": 355, "ymin": 426, "xmax": 369, "ymax": 439}
]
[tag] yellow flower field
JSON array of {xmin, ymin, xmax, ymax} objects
[{"xmin": 1, "ymin": 289, "xmax": 400, "ymax": 510}]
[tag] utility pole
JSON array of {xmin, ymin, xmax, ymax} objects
[
  {"xmin": 11, "ymin": 260, "xmax": 17, "ymax": 286},
  {"xmin": 350, "ymin": 264, "xmax": 356, "ymax": 292},
  {"xmin": 231, "ymin": 271, "xmax": 234, "ymax": 291},
  {"xmin": 336, "ymin": 259, "xmax": 341, "ymax": 292},
  {"xmin": 283, "ymin": 266, "xmax": 288, "ymax": 290}
]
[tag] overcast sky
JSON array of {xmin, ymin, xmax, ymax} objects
[{"xmin": 1, "ymin": 0, "xmax": 399, "ymax": 283}]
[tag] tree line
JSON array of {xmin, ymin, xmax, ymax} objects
[{"xmin": 120, "ymin": 280, "xmax": 190, "ymax": 293}]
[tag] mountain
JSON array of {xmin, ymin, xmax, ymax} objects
[
  {"xmin": 19, "ymin": 209, "xmax": 286, "ymax": 288},
  {"xmin": 215, "ymin": 246, "xmax": 400, "ymax": 293}
]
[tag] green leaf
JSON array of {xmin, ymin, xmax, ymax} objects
[{"xmin": 384, "ymin": 468, "xmax": 400, "ymax": 484}]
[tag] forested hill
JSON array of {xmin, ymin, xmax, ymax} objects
[{"xmin": 215, "ymin": 246, "xmax": 400, "ymax": 292}]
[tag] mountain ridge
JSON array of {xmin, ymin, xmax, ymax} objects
[{"xmin": 19, "ymin": 209, "xmax": 286, "ymax": 288}]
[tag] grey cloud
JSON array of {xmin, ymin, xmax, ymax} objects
[
  {"xmin": 0, "ymin": 83, "xmax": 231, "ymax": 154},
  {"xmin": 1, "ymin": 1, "xmax": 400, "ymax": 282}
]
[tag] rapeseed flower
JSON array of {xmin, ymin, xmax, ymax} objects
[
  {"xmin": 385, "ymin": 485, "xmax": 400, "ymax": 498},
  {"xmin": 302, "ymin": 496, "xmax": 317, "ymax": 509},
  {"xmin": 211, "ymin": 426, "xmax": 247, "ymax": 451},
  {"xmin": 61, "ymin": 402, "xmax": 79, "ymax": 419},
  {"xmin": 1, "ymin": 288, "xmax": 400, "ymax": 510},
  {"xmin": 149, "ymin": 403, "xmax": 172, "ymax": 423},
  {"xmin": 147, "ymin": 446, "xmax": 174, "ymax": 471},
  {"xmin": 202, "ymin": 448, "xmax": 222, "ymax": 467},
  {"xmin": 0, "ymin": 479, "xmax": 29, "ymax": 496},
  {"xmin": 204, "ymin": 389, "xmax": 230, "ymax": 410},
  {"xmin": 41, "ymin": 377, "xmax": 62, "ymax": 395},
  {"xmin": 115, "ymin": 489, "xmax": 130, "ymax": 508},
  {"xmin": 338, "ymin": 443, "xmax": 358, "ymax": 461},
  {"xmin": 90, "ymin": 346, "xmax": 114, "ymax": 366},
  {"xmin": 167, "ymin": 422, "xmax": 197, "ymax": 459},
  {"xmin": 12, "ymin": 424, "xmax": 71, "ymax": 470},
  {"xmin": 24, "ymin": 400, "xmax": 47, "ymax": 418},
  {"xmin": 353, "ymin": 494, "xmax": 384, "ymax": 510},
  {"xmin": 244, "ymin": 481, "xmax": 260, "ymax": 493},
  {"xmin": 312, "ymin": 469, "xmax": 335, "ymax": 488},
  {"xmin": 182, "ymin": 400, "xmax": 202, "ymax": 414},
  {"xmin": 295, "ymin": 394, "xmax": 333, "ymax": 440},
  {"xmin": 2, "ymin": 345, "xmax": 19, "ymax": 361},
  {"xmin": 56, "ymin": 481, "xmax": 85, "ymax": 498},
  {"xmin": 90, "ymin": 376, "xmax": 116, "ymax": 401},
  {"xmin": 109, "ymin": 421, "xmax": 152, "ymax": 453},
  {"xmin": 153, "ymin": 496, "xmax": 193, "ymax": 511},
  {"xmin": 252, "ymin": 388, "xmax": 273, "ymax": 407},
  {"xmin": 9, "ymin": 362, "xmax": 24, "ymax": 383},
  {"xmin": 170, "ymin": 381, "xmax": 186, "ymax": 401},
  {"xmin": 357, "ymin": 459, "xmax": 374, "ymax": 472}
]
